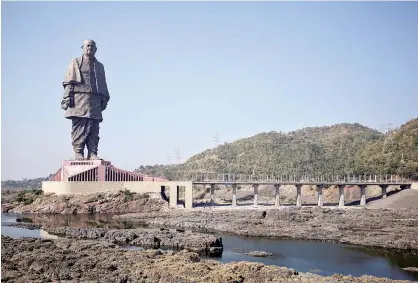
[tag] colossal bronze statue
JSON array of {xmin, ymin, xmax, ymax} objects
[{"xmin": 61, "ymin": 40, "xmax": 110, "ymax": 160}]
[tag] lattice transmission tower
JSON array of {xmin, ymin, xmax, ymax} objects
[
  {"xmin": 212, "ymin": 132, "xmax": 220, "ymax": 147},
  {"xmin": 381, "ymin": 122, "xmax": 395, "ymax": 150},
  {"xmin": 173, "ymin": 148, "xmax": 182, "ymax": 164}
]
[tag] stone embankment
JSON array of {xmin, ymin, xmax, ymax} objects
[
  {"xmin": 116, "ymin": 207, "xmax": 418, "ymax": 253},
  {"xmin": 1, "ymin": 236, "xmax": 412, "ymax": 283}
]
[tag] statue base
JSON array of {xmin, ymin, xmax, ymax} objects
[
  {"xmin": 43, "ymin": 159, "xmax": 193, "ymax": 208},
  {"xmin": 49, "ymin": 159, "xmax": 166, "ymax": 182}
]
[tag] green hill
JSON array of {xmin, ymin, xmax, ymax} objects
[
  {"xmin": 136, "ymin": 119, "xmax": 417, "ymax": 181},
  {"xmin": 355, "ymin": 118, "xmax": 418, "ymax": 180}
]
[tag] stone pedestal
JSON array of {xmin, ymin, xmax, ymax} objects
[{"xmin": 53, "ymin": 159, "xmax": 147, "ymax": 182}]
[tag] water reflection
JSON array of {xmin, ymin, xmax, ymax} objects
[{"xmin": 1, "ymin": 225, "xmax": 58, "ymax": 239}]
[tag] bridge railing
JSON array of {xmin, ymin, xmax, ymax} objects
[{"xmin": 192, "ymin": 173, "xmax": 411, "ymax": 183}]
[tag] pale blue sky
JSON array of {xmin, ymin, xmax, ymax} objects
[{"xmin": 1, "ymin": 2, "xmax": 418, "ymax": 180}]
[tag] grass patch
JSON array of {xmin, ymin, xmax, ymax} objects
[{"xmin": 16, "ymin": 189, "xmax": 43, "ymax": 205}]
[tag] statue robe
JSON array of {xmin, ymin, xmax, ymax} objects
[{"xmin": 62, "ymin": 56, "xmax": 110, "ymax": 122}]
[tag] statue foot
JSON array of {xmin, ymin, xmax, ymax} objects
[
  {"xmin": 88, "ymin": 153, "xmax": 102, "ymax": 160},
  {"xmin": 75, "ymin": 153, "xmax": 85, "ymax": 160}
]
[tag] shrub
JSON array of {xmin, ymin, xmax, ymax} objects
[{"xmin": 123, "ymin": 189, "xmax": 135, "ymax": 202}]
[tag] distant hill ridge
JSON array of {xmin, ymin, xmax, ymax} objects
[
  {"xmin": 136, "ymin": 118, "xmax": 417, "ymax": 181},
  {"xmin": 2, "ymin": 118, "xmax": 417, "ymax": 189}
]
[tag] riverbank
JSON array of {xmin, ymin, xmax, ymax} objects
[
  {"xmin": 1, "ymin": 235, "xmax": 413, "ymax": 283},
  {"xmin": 1, "ymin": 189, "xmax": 168, "ymax": 214},
  {"xmin": 2, "ymin": 190, "xmax": 418, "ymax": 253},
  {"xmin": 115, "ymin": 206, "xmax": 418, "ymax": 253}
]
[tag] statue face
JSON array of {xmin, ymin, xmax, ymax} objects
[{"xmin": 82, "ymin": 40, "xmax": 97, "ymax": 57}]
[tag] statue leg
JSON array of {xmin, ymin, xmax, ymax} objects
[
  {"xmin": 71, "ymin": 117, "xmax": 88, "ymax": 160},
  {"xmin": 86, "ymin": 119, "xmax": 101, "ymax": 160}
]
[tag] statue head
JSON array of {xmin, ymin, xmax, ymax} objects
[{"xmin": 81, "ymin": 39, "xmax": 97, "ymax": 58}]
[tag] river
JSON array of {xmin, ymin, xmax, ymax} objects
[{"xmin": 1, "ymin": 213, "xmax": 417, "ymax": 281}]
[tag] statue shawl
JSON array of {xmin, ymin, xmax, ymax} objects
[{"xmin": 62, "ymin": 56, "xmax": 110, "ymax": 101}]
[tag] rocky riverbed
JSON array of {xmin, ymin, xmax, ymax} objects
[
  {"xmin": 43, "ymin": 226, "xmax": 223, "ymax": 256},
  {"xmin": 115, "ymin": 206, "xmax": 418, "ymax": 253},
  {"xmin": 2, "ymin": 190, "xmax": 418, "ymax": 253},
  {"xmin": 1, "ymin": 235, "xmax": 413, "ymax": 283}
]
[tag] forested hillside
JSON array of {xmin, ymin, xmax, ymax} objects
[
  {"xmin": 136, "ymin": 119, "xmax": 418, "ymax": 181},
  {"xmin": 355, "ymin": 118, "xmax": 418, "ymax": 180},
  {"xmin": 136, "ymin": 122, "xmax": 386, "ymax": 180}
]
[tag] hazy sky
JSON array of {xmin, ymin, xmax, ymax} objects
[{"xmin": 1, "ymin": 2, "xmax": 418, "ymax": 180}]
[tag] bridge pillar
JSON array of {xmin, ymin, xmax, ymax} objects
[
  {"xmin": 232, "ymin": 184, "xmax": 237, "ymax": 207},
  {"xmin": 360, "ymin": 185, "xmax": 366, "ymax": 206},
  {"xmin": 185, "ymin": 184, "xmax": 193, "ymax": 209},
  {"xmin": 296, "ymin": 185, "xmax": 302, "ymax": 207},
  {"xmin": 317, "ymin": 185, "xmax": 323, "ymax": 207},
  {"xmin": 169, "ymin": 184, "xmax": 179, "ymax": 208},
  {"xmin": 381, "ymin": 184, "xmax": 388, "ymax": 198},
  {"xmin": 338, "ymin": 185, "xmax": 345, "ymax": 207},
  {"xmin": 253, "ymin": 184, "xmax": 259, "ymax": 206},
  {"xmin": 210, "ymin": 184, "xmax": 215, "ymax": 206},
  {"xmin": 274, "ymin": 184, "xmax": 281, "ymax": 207}
]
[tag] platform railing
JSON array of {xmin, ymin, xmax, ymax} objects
[{"xmin": 192, "ymin": 173, "xmax": 411, "ymax": 184}]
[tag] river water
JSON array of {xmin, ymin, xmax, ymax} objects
[{"xmin": 1, "ymin": 213, "xmax": 417, "ymax": 281}]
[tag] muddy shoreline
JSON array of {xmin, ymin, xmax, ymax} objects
[{"xmin": 1, "ymin": 235, "xmax": 413, "ymax": 283}]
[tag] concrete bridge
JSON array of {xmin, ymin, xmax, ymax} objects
[
  {"xmin": 42, "ymin": 160, "xmax": 416, "ymax": 209},
  {"xmin": 191, "ymin": 173, "xmax": 414, "ymax": 208}
]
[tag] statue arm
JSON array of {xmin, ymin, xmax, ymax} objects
[
  {"xmin": 61, "ymin": 84, "xmax": 74, "ymax": 110},
  {"xmin": 61, "ymin": 58, "xmax": 79, "ymax": 110}
]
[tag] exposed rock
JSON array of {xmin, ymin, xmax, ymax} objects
[
  {"xmin": 245, "ymin": 251, "xmax": 274, "ymax": 257},
  {"xmin": 43, "ymin": 226, "xmax": 223, "ymax": 256},
  {"xmin": 2, "ymin": 191, "xmax": 168, "ymax": 214},
  {"xmin": 1, "ymin": 236, "xmax": 412, "ymax": 283}
]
